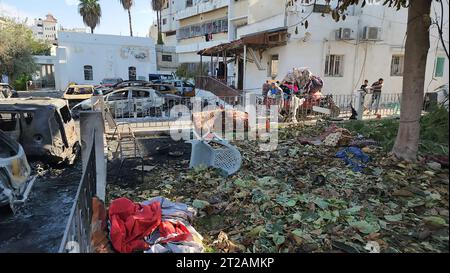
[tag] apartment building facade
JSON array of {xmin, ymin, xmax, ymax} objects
[
  {"xmin": 32, "ymin": 14, "xmax": 58, "ymax": 45},
  {"xmin": 160, "ymin": 0, "xmax": 230, "ymax": 74},
  {"xmin": 163, "ymin": 0, "xmax": 449, "ymax": 95}
]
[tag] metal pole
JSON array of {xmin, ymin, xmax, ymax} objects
[{"xmin": 243, "ymin": 45, "xmax": 247, "ymax": 92}]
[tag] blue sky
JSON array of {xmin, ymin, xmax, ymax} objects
[{"xmin": 0, "ymin": 0, "xmax": 157, "ymax": 37}]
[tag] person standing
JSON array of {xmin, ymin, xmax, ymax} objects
[
  {"xmin": 262, "ymin": 80, "xmax": 270, "ymax": 97},
  {"xmin": 360, "ymin": 79, "xmax": 370, "ymax": 93},
  {"xmin": 370, "ymin": 78, "xmax": 384, "ymax": 114}
]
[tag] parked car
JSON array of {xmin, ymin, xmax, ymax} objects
[
  {"xmin": 71, "ymin": 87, "xmax": 181, "ymax": 118},
  {"xmin": 99, "ymin": 78, "xmax": 123, "ymax": 87},
  {"xmin": 0, "ymin": 98, "xmax": 79, "ymax": 164},
  {"xmin": 62, "ymin": 84, "xmax": 95, "ymax": 104},
  {"xmin": 161, "ymin": 80, "xmax": 196, "ymax": 97},
  {"xmin": 0, "ymin": 83, "xmax": 19, "ymax": 99},
  {"xmin": 144, "ymin": 83, "xmax": 178, "ymax": 95},
  {"xmin": 0, "ymin": 129, "xmax": 34, "ymax": 208},
  {"xmin": 149, "ymin": 73, "xmax": 174, "ymax": 82},
  {"xmin": 112, "ymin": 80, "xmax": 151, "ymax": 90}
]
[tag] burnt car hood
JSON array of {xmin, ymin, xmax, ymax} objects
[{"xmin": 0, "ymin": 129, "xmax": 34, "ymax": 207}]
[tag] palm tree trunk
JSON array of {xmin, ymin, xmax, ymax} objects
[{"xmin": 128, "ymin": 9, "xmax": 133, "ymax": 37}]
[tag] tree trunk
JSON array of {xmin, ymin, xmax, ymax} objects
[
  {"xmin": 128, "ymin": 9, "xmax": 133, "ymax": 37},
  {"xmin": 91, "ymin": 27, "xmax": 94, "ymax": 34},
  {"xmin": 392, "ymin": 0, "xmax": 432, "ymax": 162}
]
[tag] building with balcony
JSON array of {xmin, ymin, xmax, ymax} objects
[
  {"xmin": 32, "ymin": 14, "xmax": 58, "ymax": 45},
  {"xmin": 159, "ymin": 0, "xmax": 231, "ymax": 75},
  {"xmin": 200, "ymin": 0, "xmax": 448, "ymax": 95}
]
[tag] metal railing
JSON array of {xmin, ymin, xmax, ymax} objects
[
  {"xmin": 105, "ymin": 92, "xmax": 402, "ymax": 132},
  {"xmin": 58, "ymin": 133, "xmax": 97, "ymax": 253}
]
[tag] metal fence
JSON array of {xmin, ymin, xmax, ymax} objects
[
  {"xmin": 58, "ymin": 134, "xmax": 97, "ymax": 253},
  {"xmin": 106, "ymin": 92, "xmax": 402, "ymax": 131}
]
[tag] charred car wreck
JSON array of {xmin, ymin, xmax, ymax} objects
[
  {"xmin": 0, "ymin": 98, "xmax": 79, "ymax": 164},
  {"xmin": 0, "ymin": 129, "xmax": 35, "ymax": 208}
]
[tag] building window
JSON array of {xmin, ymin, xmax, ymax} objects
[
  {"xmin": 163, "ymin": 18, "xmax": 167, "ymax": 25},
  {"xmin": 128, "ymin": 66, "xmax": 137, "ymax": 81},
  {"xmin": 186, "ymin": 0, "xmax": 193, "ymax": 7},
  {"xmin": 84, "ymin": 65, "xmax": 93, "ymax": 81},
  {"xmin": 162, "ymin": 54, "xmax": 173, "ymax": 62},
  {"xmin": 325, "ymin": 55, "xmax": 344, "ymax": 77},
  {"xmin": 313, "ymin": 4, "xmax": 330, "ymax": 13},
  {"xmin": 268, "ymin": 55, "xmax": 279, "ymax": 78},
  {"xmin": 435, "ymin": 57, "xmax": 445, "ymax": 77},
  {"xmin": 390, "ymin": 55, "xmax": 404, "ymax": 76}
]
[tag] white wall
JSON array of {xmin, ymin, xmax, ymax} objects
[
  {"xmin": 55, "ymin": 32, "xmax": 157, "ymax": 90},
  {"xmin": 241, "ymin": 1, "xmax": 449, "ymax": 95}
]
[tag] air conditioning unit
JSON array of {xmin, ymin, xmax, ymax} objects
[
  {"xmin": 335, "ymin": 28, "xmax": 353, "ymax": 40},
  {"xmin": 362, "ymin": 26, "xmax": 382, "ymax": 41}
]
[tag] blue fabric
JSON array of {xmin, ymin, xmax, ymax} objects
[{"xmin": 336, "ymin": 147, "xmax": 371, "ymax": 172}]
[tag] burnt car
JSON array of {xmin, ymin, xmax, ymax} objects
[
  {"xmin": 1, "ymin": 129, "xmax": 35, "ymax": 208},
  {"xmin": 111, "ymin": 80, "xmax": 151, "ymax": 90},
  {"xmin": 0, "ymin": 83, "xmax": 19, "ymax": 99},
  {"xmin": 0, "ymin": 98, "xmax": 79, "ymax": 164}
]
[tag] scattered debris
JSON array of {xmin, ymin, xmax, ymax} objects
[{"xmin": 107, "ymin": 123, "xmax": 449, "ymax": 253}]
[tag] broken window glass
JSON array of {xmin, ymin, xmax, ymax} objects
[{"xmin": 60, "ymin": 106, "xmax": 72, "ymax": 124}]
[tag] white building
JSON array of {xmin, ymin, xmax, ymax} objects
[
  {"xmin": 32, "ymin": 14, "xmax": 58, "ymax": 45},
  {"xmin": 232, "ymin": 0, "xmax": 449, "ymax": 94},
  {"xmin": 162, "ymin": 0, "xmax": 449, "ymax": 95},
  {"xmin": 52, "ymin": 32, "xmax": 157, "ymax": 90}
]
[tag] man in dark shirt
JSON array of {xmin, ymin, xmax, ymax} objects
[
  {"xmin": 370, "ymin": 78, "xmax": 384, "ymax": 114},
  {"xmin": 360, "ymin": 80, "xmax": 369, "ymax": 93}
]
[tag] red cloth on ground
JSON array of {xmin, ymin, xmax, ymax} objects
[
  {"xmin": 109, "ymin": 198, "xmax": 162, "ymax": 253},
  {"xmin": 159, "ymin": 221, "xmax": 191, "ymax": 244}
]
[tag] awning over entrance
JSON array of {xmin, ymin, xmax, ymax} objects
[{"xmin": 197, "ymin": 27, "xmax": 288, "ymax": 57}]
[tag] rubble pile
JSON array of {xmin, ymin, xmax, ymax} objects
[{"xmin": 107, "ymin": 123, "xmax": 449, "ymax": 253}]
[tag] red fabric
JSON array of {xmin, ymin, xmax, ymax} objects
[
  {"xmin": 159, "ymin": 221, "xmax": 191, "ymax": 244},
  {"xmin": 109, "ymin": 198, "xmax": 162, "ymax": 253}
]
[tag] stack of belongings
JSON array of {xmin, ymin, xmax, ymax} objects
[
  {"xmin": 108, "ymin": 197, "xmax": 204, "ymax": 253},
  {"xmin": 282, "ymin": 67, "xmax": 312, "ymax": 94},
  {"xmin": 299, "ymin": 124, "xmax": 353, "ymax": 147},
  {"xmin": 192, "ymin": 109, "xmax": 249, "ymax": 136}
]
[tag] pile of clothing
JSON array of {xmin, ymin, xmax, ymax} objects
[
  {"xmin": 108, "ymin": 197, "xmax": 204, "ymax": 253},
  {"xmin": 299, "ymin": 124, "xmax": 353, "ymax": 147},
  {"xmin": 336, "ymin": 147, "xmax": 371, "ymax": 173}
]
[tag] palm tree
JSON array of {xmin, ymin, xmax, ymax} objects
[
  {"xmin": 119, "ymin": 0, "xmax": 134, "ymax": 37},
  {"xmin": 151, "ymin": 0, "xmax": 164, "ymax": 44},
  {"xmin": 78, "ymin": 0, "xmax": 102, "ymax": 34}
]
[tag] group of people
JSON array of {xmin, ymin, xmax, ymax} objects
[{"xmin": 262, "ymin": 81, "xmax": 292, "ymax": 109}]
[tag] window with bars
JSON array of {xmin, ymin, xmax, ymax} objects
[
  {"xmin": 162, "ymin": 54, "xmax": 173, "ymax": 62},
  {"xmin": 177, "ymin": 18, "xmax": 228, "ymax": 40},
  {"xmin": 84, "ymin": 65, "xmax": 93, "ymax": 81},
  {"xmin": 390, "ymin": 55, "xmax": 404, "ymax": 76},
  {"xmin": 324, "ymin": 55, "xmax": 344, "ymax": 77}
]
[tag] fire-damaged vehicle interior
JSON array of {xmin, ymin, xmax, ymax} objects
[{"xmin": 0, "ymin": 98, "xmax": 80, "ymax": 165}]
